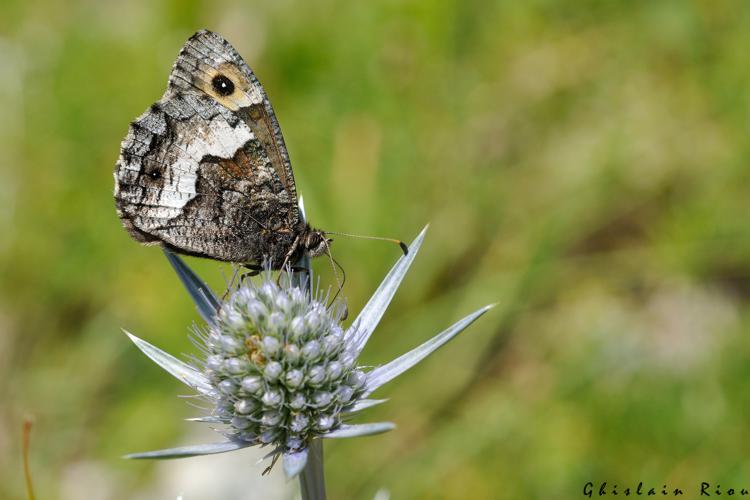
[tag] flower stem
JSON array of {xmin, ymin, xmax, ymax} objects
[
  {"xmin": 293, "ymin": 254, "xmax": 328, "ymax": 499},
  {"xmin": 299, "ymin": 439, "xmax": 326, "ymax": 500},
  {"xmin": 23, "ymin": 419, "xmax": 36, "ymax": 500},
  {"xmin": 292, "ymin": 202, "xmax": 327, "ymax": 499}
]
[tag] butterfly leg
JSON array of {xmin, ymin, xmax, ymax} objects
[
  {"xmin": 239, "ymin": 263, "xmax": 264, "ymax": 282},
  {"xmin": 279, "ymin": 236, "xmax": 301, "ymax": 272},
  {"xmin": 220, "ymin": 264, "xmax": 264, "ymax": 300},
  {"xmin": 277, "ymin": 236, "xmax": 302, "ymax": 285}
]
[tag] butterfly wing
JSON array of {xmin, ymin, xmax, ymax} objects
[{"xmin": 114, "ymin": 30, "xmax": 300, "ymax": 264}]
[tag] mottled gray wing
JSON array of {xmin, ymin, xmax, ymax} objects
[{"xmin": 114, "ymin": 30, "xmax": 300, "ymax": 264}]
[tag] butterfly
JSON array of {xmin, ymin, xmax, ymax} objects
[{"xmin": 113, "ymin": 29, "xmax": 329, "ymax": 270}]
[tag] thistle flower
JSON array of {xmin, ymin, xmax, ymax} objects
[
  {"xmin": 123, "ymin": 226, "xmax": 493, "ymax": 484},
  {"xmin": 202, "ymin": 274, "xmax": 366, "ymax": 454}
]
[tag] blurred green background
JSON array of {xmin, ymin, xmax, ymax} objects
[{"xmin": 2, "ymin": 0, "xmax": 750, "ymax": 498}]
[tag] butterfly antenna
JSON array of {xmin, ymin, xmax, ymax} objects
[
  {"xmin": 331, "ymin": 255, "xmax": 346, "ymax": 304},
  {"xmin": 331, "ymin": 257, "xmax": 348, "ymax": 320},
  {"xmin": 323, "ymin": 239, "xmax": 347, "ymax": 315},
  {"xmin": 325, "ymin": 231, "xmax": 409, "ymax": 256}
]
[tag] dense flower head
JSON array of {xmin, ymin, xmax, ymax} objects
[{"xmin": 203, "ymin": 276, "xmax": 362, "ymax": 452}]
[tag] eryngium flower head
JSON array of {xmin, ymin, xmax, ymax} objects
[
  {"xmin": 123, "ymin": 226, "xmax": 493, "ymax": 477},
  {"xmin": 205, "ymin": 278, "xmax": 361, "ymax": 452}
]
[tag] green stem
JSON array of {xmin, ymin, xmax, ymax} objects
[
  {"xmin": 300, "ymin": 439, "xmax": 326, "ymax": 500},
  {"xmin": 23, "ymin": 419, "xmax": 36, "ymax": 500}
]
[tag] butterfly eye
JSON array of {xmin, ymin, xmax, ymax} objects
[{"xmin": 211, "ymin": 74, "xmax": 235, "ymax": 96}]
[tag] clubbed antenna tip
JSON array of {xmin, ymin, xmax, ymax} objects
[{"xmin": 324, "ymin": 230, "xmax": 409, "ymax": 256}]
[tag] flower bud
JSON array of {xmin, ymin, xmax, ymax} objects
[
  {"xmin": 222, "ymin": 309, "xmax": 245, "ymax": 329},
  {"xmin": 322, "ymin": 334, "xmax": 343, "ymax": 357},
  {"xmin": 264, "ymin": 361, "xmax": 283, "ymax": 381},
  {"xmin": 225, "ymin": 357, "xmax": 250, "ymax": 374},
  {"xmin": 305, "ymin": 310, "xmax": 322, "ymax": 332},
  {"xmin": 312, "ymin": 391, "xmax": 333, "ymax": 408},
  {"xmin": 307, "ymin": 365, "xmax": 326, "ymax": 386},
  {"xmin": 289, "ymin": 392, "xmax": 306, "ymax": 410},
  {"xmin": 340, "ymin": 350, "xmax": 357, "ymax": 370},
  {"xmin": 283, "ymin": 343, "xmax": 301, "ymax": 364},
  {"xmin": 231, "ymin": 416, "xmax": 252, "ymax": 429},
  {"xmin": 218, "ymin": 379, "xmax": 237, "ymax": 395},
  {"xmin": 261, "ymin": 410, "xmax": 282, "ymax": 427},
  {"xmin": 240, "ymin": 375, "xmax": 263, "ymax": 394},
  {"xmin": 259, "ymin": 282, "xmax": 276, "ymax": 302},
  {"xmin": 289, "ymin": 317, "xmax": 305, "ymax": 341},
  {"xmin": 234, "ymin": 399, "xmax": 257, "ymax": 414},
  {"xmin": 220, "ymin": 335, "xmax": 242, "ymax": 355},
  {"xmin": 326, "ymin": 361, "xmax": 343, "ymax": 381},
  {"xmin": 261, "ymin": 389, "xmax": 283, "ymax": 408},
  {"xmin": 302, "ymin": 340, "xmax": 321, "ymax": 361},
  {"xmin": 317, "ymin": 415, "xmax": 335, "ymax": 431},
  {"xmin": 205, "ymin": 354, "xmax": 222, "ymax": 371},
  {"xmin": 246, "ymin": 301, "xmax": 267, "ymax": 321},
  {"xmin": 347, "ymin": 369, "xmax": 366, "ymax": 389},
  {"xmin": 337, "ymin": 385, "xmax": 354, "ymax": 404},
  {"xmin": 261, "ymin": 336, "xmax": 281, "ymax": 358},
  {"xmin": 238, "ymin": 431, "xmax": 257, "ymax": 442},
  {"xmin": 266, "ymin": 312, "xmax": 285, "ymax": 333},
  {"xmin": 274, "ymin": 293, "xmax": 290, "ymax": 312},
  {"xmin": 259, "ymin": 429, "xmax": 277, "ymax": 444},
  {"xmin": 284, "ymin": 369, "xmax": 304, "ymax": 389},
  {"xmin": 290, "ymin": 412, "xmax": 310, "ymax": 433}
]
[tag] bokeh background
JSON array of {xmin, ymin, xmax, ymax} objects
[{"xmin": 2, "ymin": 0, "xmax": 750, "ymax": 498}]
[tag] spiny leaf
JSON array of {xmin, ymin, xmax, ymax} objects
[
  {"xmin": 364, "ymin": 304, "xmax": 495, "ymax": 395},
  {"xmin": 164, "ymin": 250, "xmax": 220, "ymax": 325},
  {"xmin": 124, "ymin": 441, "xmax": 251, "ymax": 459},
  {"xmin": 345, "ymin": 226, "xmax": 428, "ymax": 355},
  {"xmin": 323, "ymin": 422, "xmax": 396, "ymax": 439},
  {"xmin": 124, "ymin": 331, "xmax": 216, "ymax": 397}
]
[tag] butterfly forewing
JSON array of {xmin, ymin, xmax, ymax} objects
[{"xmin": 114, "ymin": 30, "xmax": 305, "ymax": 265}]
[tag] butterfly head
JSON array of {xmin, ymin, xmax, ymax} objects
[{"xmin": 303, "ymin": 227, "xmax": 332, "ymax": 258}]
